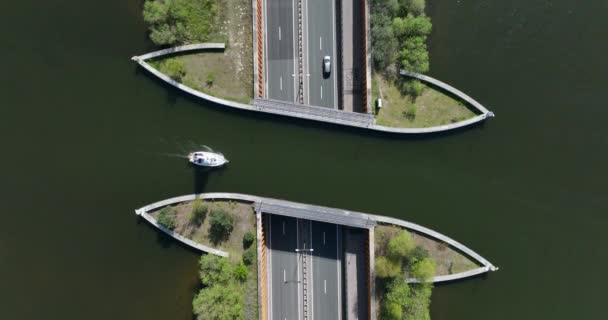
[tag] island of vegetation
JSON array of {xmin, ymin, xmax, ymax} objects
[
  {"xmin": 151, "ymin": 199, "xmax": 258, "ymax": 319},
  {"xmin": 370, "ymin": 0, "xmax": 479, "ymax": 128},
  {"xmin": 374, "ymin": 224, "xmax": 481, "ymax": 319}
]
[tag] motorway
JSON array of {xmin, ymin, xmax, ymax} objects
[
  {"xmin": 264, "ymin": 0, "xmax": 337, "ymax": 108},
  {"xmin": 305, "ymin": 0, "xmax": 337, "ymax": 108},
  {"xmin": 266, "ymin": 0, "xmax": 297, "ymax": 102},
  {"xmin": 267, "ymin": 214, "xmax": 341, "ymax": 320}
]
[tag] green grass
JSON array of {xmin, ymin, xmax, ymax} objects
[
  {"xmin": 374, "ymin": 73, "xmax": 477, "ymax": 128},
  {"xmin": 149, "ymin": 0, "xmax": 253, "ymax": 105}
]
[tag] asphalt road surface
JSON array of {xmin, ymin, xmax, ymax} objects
[
  {"xmin": 311, "ymin": 221, "xmax": 341, "ymax": 320},
  {"xmin": 268, "ymin": 215, "xmax": 299, "ymax": 320},
  {"xmin": 266, "ymin": 0, "xmax": 297, "ymax": 102},
  {"xmin": 305, "ymin": 0, "xmax": 337, "ymax": 108},
  {"xmin": 267, "ymin": 215, "xmax": 342, "ymax": 320}
]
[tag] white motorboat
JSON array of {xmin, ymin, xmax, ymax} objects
[{"xmin": 188, "ymin": 151, "xmax": 228, "ymax": 167}]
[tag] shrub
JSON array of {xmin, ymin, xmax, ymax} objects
[
  {"xmin": 143, "ymin": 0, "xmax": 217, "ymax": 46},
  {"xmin": 388, "ymin": 230, "xmax": 416, "ymax": 259},
  {"xmin": 408, "ymin": 245, "xmax": 429, "ymax": 264},
  {"xmin": 375, "ymin": 256, "xmax": 401, "ymax": 278},
  {"xmin": 404, "ymin": 104, "xmax": 417, "ymax": 120},
  {"xmin": 233, "ymin": 263, "xmax": 248, "ymax": 282},
  {"xmin": 156, "ymin": 207, "xmax": 176, "ymax": 230},
  {"xmin": 158, "ymin": 58, "xmax": 186, "ymax": 82},
  {"xmin": 209, "ymin": 209, "xmax": 234, "ymax": 243},
  {"xmin": 189, "ymin": 200, "xmax": 207, "ymax": 224},
  {"xmin": 242, "ymin": 247, "xmax": 256, "ymax": 266},
  {"xmin": 242, "ymin": 231, "xmax": 255, "ymax": 249},
  {"xmin": 198, "ymin": 255, "xmax": 233, "ymax": 286},
  {"xmin": 411, "ymin": 257, "xmax": 435, "ymax": 281},
  {"xmin": 206, "ymin": 72, "xmax": 216, "ymax": 86},
  {"xmin": 404, "ymin": 79, "xmax": 424, "ymax": 97}
]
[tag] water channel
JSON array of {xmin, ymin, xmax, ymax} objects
[{"xmin": 0, "ymin": 0, "xmax": 606, "ymax": 319}]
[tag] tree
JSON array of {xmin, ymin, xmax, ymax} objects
[
  {"xmin": 400, "ymin": 36, "xmax": 429, "ymax": 73},
  {"xmin": 242, "ymin": 231, "xmax": 255, "ymax": 249},
  {"xmin": 392, "ymin": 15, "xmax": 432, "ymax": 38},
  {"xmin": 405, "ymin": 283, "xmax": 432, "ymax": 320},
  {"xmin": 375, "ymin": 256, "xmax": 402, "ymax": 278},
  {"xmin": 198, "ymin": 255, "xmax": 233, "ymax": 286},
  {"xmin": 388, "ymin": 229, "xmax": 416, "ymax": 259},
  {"xmin": 193, "ymin": 283, "xmax": 243, "ymax": 320},
  {"xmin": 189, "ymin": 199, "xmax": 207, "ymax": 224},
  {"xmin": 401, "ymin": 0, "xmax": 426, "ymax": 16},
  {"xmin": 156, "ymin": 207, "xmax": 176, "ymax": 230},
  {"xmin": 149, "ymin": 24, "xmax": 177, "ymax": 46},
  {"xmin": 411, "ymin": 258, "xmax": 435, "ymax": 281},
  {"xmin": 143, "ymin": 1, "xmax": 168, "ymax": 25},
  {"xmin": 371, "ymin": 13, "xmax": 399, "ymax": 71},
  {"xmin": 383, "ymin": 301, "xmax": 402, "ymax": 320},
  {"xmin": 209, "ymin": 209, "xmax": 234, "ymax": 243}
]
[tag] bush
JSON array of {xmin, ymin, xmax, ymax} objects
[
  {"xmin": 375, "ymin": 256, "xmax": 402, "ymax": 278},
  {"xmin": 242, "ymin": 247, "xmax": 256, "ymax": 266},
  {"xmin": 400, "ymin": 36, "xmax": 429, "ymax": 73},
  {"xmin": 408, "ymin": 245, "xmax": 429, "ymax": 264},
  {"xmin": 209, "ymin": 209, "xmax": 234, "ymax": 244},
  {"xmin": 206, "ymin": 72, "xmax": 216, "ymax": 87},
  {"xmin": 411, "ymin": 257, "xmax": 435, "ymax": 281},
  {"xmin": 404, "ymin": 104, "xmax": 417, "ymax": 120},
  {"xmin": 158, "ymin": 58, "xmax": 186, "ymax": 82},
  {"xmin": 388, "ymin": 230, "xmax": 416, "ymax": 259},
  {"xmin": 383, "ymin": 301, "xmax": 402, "ymax": 320},
  {"xmin": 156, "ymin": 207, "xmax": 176, "ymax": 230},
  {"xmin": 242, "ymin": 231, "xmax": 255, "ymax": 249},
  {"xmin": 198, "ymin": 255, "xmax": 233, "ymax": 286},
  {"xmin": 233, "ymin": 263, "xmax": 248, "ymax": 282},
  {"xmin": 189, "ymin": 200, "xmax": 207, "ymax": 224},
  {"xmin": 404, "ymin": 79, "xmax": 424, "ymax": 97}
]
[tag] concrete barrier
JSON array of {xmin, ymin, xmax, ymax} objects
[
  {"xmin": 135, "ymin": 192, "xmax": 497, "ymax": 283},
  {"xmin": 400, "ymin": 69, "xmax": 495, "ymax": 117}
]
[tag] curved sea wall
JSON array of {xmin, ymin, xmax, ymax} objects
[
  {"xmin": 132, "ymin": 44, "xmax": 494, "ymax": 134},
  {"xmin": 135, "ymin": 192, "xmax": 498, "ymax": 283}
]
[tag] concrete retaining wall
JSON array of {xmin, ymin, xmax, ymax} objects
[
  {"xmin": 400, "ymin": 69, "xmax": 495, "ymax": 116},
  {"xmin": 132, "ymin": 44, "xmax": 494, "ymax": 134},
  {"xmin": 135, "ymin": 192, "xmax": 497, "ymax": 283}
]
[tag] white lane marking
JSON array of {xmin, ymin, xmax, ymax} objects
[
  {"xmin": 323, "ymin": 231, "xmax": 326, "ymax": 245},
  {"xmin": 283, "ymin": 269, "xmax": 286, "ymax": 283},
  {"xmin": 280, "ymin": 76, "xmax": 283, "ymax": 91},
  {"xmin": 320, "ymin": 36, "xmax": 322, "ymax": 50},
  {"xmin": 331, "ymin": 0, "xmax": 338, "ymax": 108},
  {"xmin": 324, "ymin": 279, "xmax": 327, "ymax": 294},
  {"xmin": 282, "ymin": 221, "xmax": 285, "ymax": 235},
  {"xmin": 320, "ymin": 86, "xmax": 323, "ymax": 100},
  {"xmin": 279, "ymin": 26, "xmax": 281, "ymax": 41}
]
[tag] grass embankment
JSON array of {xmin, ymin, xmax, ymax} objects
[
  {"xmin": 376, "ymin": 225, "xmax": 480, "ymax": 276},
  {"xmin": 150, "ymin": 199, "xmax": 258, "ymax": 319},
  {"xmin": 150, "ymin": 199, "xmax": 255, "ymax": 260},
  {"xmin": 374, "ymin": 73, "xmax": 477, "ymax": 128},
  {"xmin": 144, "ymin": 0, "xmax": 253, "ymax": 104}
]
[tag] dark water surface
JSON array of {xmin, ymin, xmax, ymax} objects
[{"xmin": 1, "ymin": 0, "xmax": 606, "ymax": 319}]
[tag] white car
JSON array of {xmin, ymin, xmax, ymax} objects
[{"xmin": 323, "ymin": 56, "xmax": 331, "ymax": 75}]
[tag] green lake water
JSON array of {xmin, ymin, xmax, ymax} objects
[{"xmin": 0, "ymin": 0, "xmax": 606, "ymax": 319}]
